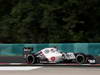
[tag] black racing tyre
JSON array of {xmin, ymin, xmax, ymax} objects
[
  {"xmin": 26, "ymin": 54, "xmax": 36, "ymax": 64},
  {"xmin": 75, "ymin": 53, "xmax": 86, "ymax": 64}
]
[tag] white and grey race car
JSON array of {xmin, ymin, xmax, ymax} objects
[{"xmin": 24, "ymin": 47, "xmax": 96, "ymax": 64}]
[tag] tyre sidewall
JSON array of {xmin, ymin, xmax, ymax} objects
[
  {"xmin": 75, "ymin": 53, "xmax": 86, "ymax": 64},
  {"xmin": 26, "ymin": 54, "xmax": 36, "ymax": 64}
]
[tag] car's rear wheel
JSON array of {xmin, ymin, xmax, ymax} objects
[{"xmin": 26, "ymin": 54, "xmax": 36, "ymax": 64}]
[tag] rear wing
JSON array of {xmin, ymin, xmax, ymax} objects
[{"xmin": 23, "ymin": 47, "xmax": 33, "ymax": 57}]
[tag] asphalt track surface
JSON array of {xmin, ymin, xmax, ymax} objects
[
  {"xmin": 0, "ymin": 56, "xmax": 100, "ymax": 63},
  {"xmin": 0, "ymin": 66, "xmax": 100, "ymax": 75},
  {"xmin": 0, "ymin": 56, "xmax": 100, "ymax": 75}
]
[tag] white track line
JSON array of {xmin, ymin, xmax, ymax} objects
[
  {"xmin": 81, "ymin": 64, "xmax": 91, "ymax": 65},
  {"xmin": 0, "ymin": 66, "xmax": 42, "ymax": 71},
  {"xmin": 9, "ymin": 63, "xmax": 26, "ymax": 65}
]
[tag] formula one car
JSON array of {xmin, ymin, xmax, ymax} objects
[{"xmin": 24, "ymin": 47, "xmax": 96, "ymax": 64}]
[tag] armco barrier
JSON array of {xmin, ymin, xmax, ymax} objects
[{"xmin": 0, "ymin": 43, "xmax": 99, "ymax": 56}]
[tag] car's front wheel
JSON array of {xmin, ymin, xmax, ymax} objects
[{"xmin": 75, "ymin": 53, "xmax": 86, "ymax": 64}]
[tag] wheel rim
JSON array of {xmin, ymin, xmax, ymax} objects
[
  {"xmin": 27, "ymin": 55, "xmax": 34, "ymax": 64},
  {"xmin": 76, "ymin": 55, "xmax": 85, "ymax": 64}
]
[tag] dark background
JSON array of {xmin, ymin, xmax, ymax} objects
[{"xmin": 0, "ymin": 0, "xmax": 100, "ymax": 43}]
